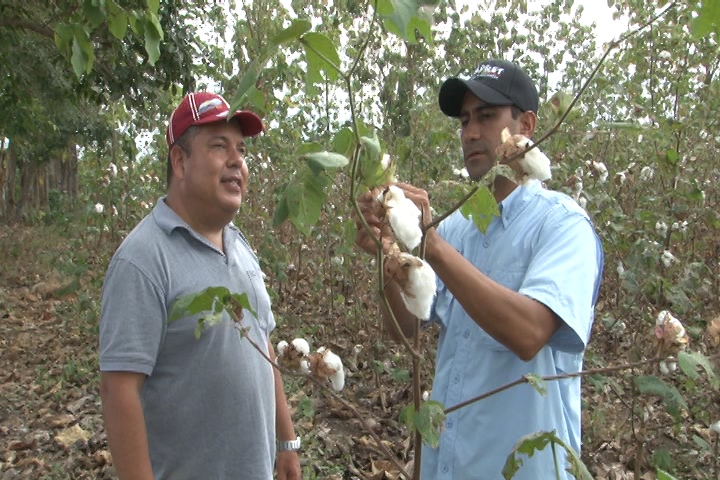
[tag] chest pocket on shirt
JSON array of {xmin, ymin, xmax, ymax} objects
[{"xmin": 244, "ymin": 268, "xmax": 272, "ymax": 333}]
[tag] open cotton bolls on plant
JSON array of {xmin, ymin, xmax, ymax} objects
[
  {"xmin": 498, "ymin": 128, "xmax": 551, "ymax": 184},
  {"xmin": 377, "ymin": 185, "xmax": 423, "ymax": 251},
  {"xmin": 387, "ymin": 252, "xmax": 437, "ymax": 320}
]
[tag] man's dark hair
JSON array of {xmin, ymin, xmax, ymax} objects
[{"xmin": 166, "ymin": 126, "xmax": 199, "ymax": 186}]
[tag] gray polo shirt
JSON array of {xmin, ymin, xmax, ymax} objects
[{"xmin": 99, "ymin": 198, "xmax": 276, "ymax": 480}]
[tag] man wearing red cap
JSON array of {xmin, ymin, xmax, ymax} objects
[
  {"xmin": 356, "ymin": 60, "xmax": 603, "ymax": 479},
  {"xmin": 99, "ymin": 92, "xmax": 301, "ymax": 480}
]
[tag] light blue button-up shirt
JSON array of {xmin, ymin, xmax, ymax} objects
[{"xmin": 421, "ymin": 180, "xmax": 603, "ymax": 480}]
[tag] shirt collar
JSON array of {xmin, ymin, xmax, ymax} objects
[
  {"xmin": 152, "ymin": 196, "xmax": 238, "ymax": 236},
  {"xmin": 498, "ymin": 180, "xmax": 542, "ymax": 228}
]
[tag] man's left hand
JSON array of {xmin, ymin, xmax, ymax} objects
[{"xmin": 276, "ymin": 450, "xmax": 301, "ymax": 480}]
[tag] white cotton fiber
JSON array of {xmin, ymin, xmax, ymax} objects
[
  {"xmin": 399, "ymin": 253, "xmax": 437, "ymax": 320},
  {"xmin": 380, "ymin": 185, "xmax": 423, "ymax": 251}
]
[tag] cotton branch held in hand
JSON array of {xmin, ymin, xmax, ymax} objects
[{"xmin": 371, "ymin": 184, "xmax": 438, "ymax": 320}]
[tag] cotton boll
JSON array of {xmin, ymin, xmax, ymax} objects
[
  {"xmin": 277, "ymin": 340, "xmax": 289, "ymax": 355},
  {"xmin": 592, "ymin": 161, "xmax": 609, "ymax": 183},
  {"xmin": 321, "ymin": 349, "xmax": 345, "ymax": 391},
  {"xmin": 578, "ymin": 197, "xmax": 587, "ymax": 209},
  {"xmin": 519, "ymin": 147, "xmax": 552, "ymax": 183},
  {"xmin": 661, "ymin": 250, "xmax": 676, "ymax": 268},
  {"xmin": 94, "ymin": 203, "xmax": 104, "ymax": 214},
  {"xmin": 499, "ymin": 129, "xmax": 551, "ymax": 184},
  {"xmin": 329, "ymin": 368, "xmax": 345, "ymax": 391},
  {"xmin": 398, "ymin": 253, "xmax": 437, "ymax": 320},
  {"xmin": 299, "ymin": 359, "xmax": 310, "ymax": 375},
  {"xmin": 711, "ymin": 421, "xmax": 720, "ymax": 434},
  {"xmin": 659, "ymin": 361, "xmax": 670, "ymax": 375},
  {"xmin": 422, "ymin": 390, "xmax": 430, "ymax": 401},
  {"xmin": 380, "ymin": 186, "xmax": 423, "ymax": 250},
  {"xmin": 656, "ymin": 221, "xmax": 668, "ymax": 238},
  {"xmin": 291, "ymin": 338, "xmax": 310, "ymax": 356},
  {"xmin": 640, "ymin": 166, "xmax": 654, "ymax": 181}
]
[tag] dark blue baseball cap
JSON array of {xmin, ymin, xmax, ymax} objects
[{"xmin": 439, "ymin": 59, "xmax": 539, "ymax": 116}]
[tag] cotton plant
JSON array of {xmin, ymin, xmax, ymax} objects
[
  {"xmin": 369, "ymin": 185, "xmax": 438, "ymax": 320},
  {"xmin": 496, "ymin": 128, "xmax": 551, "ymax": 184},
  {"xmin": 276, "ymin": 338, "xmax": 345, "ymax": 391},
  {"xmin": 583, "ymin": 160, "xmax": 608, "ymax": 183},
  {"xmin": 653, "ymin": 310, "xmax": 689, "ymax": 368}
]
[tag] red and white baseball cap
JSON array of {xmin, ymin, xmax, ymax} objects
[{"xmin": 165, "ymin": 92, "xmax": 263, "ymax": 146}]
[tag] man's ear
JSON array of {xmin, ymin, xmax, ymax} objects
[
  {"xmin": 519, "ymin": 110, "xmax": 537, "ymax": 138},
  {"xmin": 169, "ymin": 145, "xmax": 186, "ymax": 181}
]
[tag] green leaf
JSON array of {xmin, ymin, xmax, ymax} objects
[
  {"xmin": 665, "ymin": 148, "xmax": 679, "ymax": 166},
  {"xmin": 634, "ymin": 375, "xmax": 688, "ymax": 418},
  {"xmin": 525, "ymin": 373, "xmax": 547, "ymax": 396},
  {"xmin": 229, "ymin": 292, "xmax": 255, "ymax": 317},
  {"xmin": 415, "ymin": 401, "xmax": 446, "ymax": 448},
  {"xmin": 169, "ymin": 286, "xmax": 230, "ymax": 323},
  {"xmin": 229, "ymin": 57, "xmax": 266, "ymax": 112},
  {"xmin": 332, "ymin": 127, "xmax": 355, "ymax": 157},
  {"xmin": 54, "ymin": 24, "xmax": 73, "ymax": 53},
  {"xmin": 677, "ymin": 351, "xmax": 719, "ymax": 389},
  {"xmin": 390, "ymin": 368, "xmax": 410, "ymax": 382},
  {"xmin": 285, "ymin": 171, "xmax": 331, "ymax": 236},
  {"xmin": 296, "ymin": 142, "xmax": 324, "ymax": 156},
  {"xmin": 146, "ymin": 11, "xmax": 164, "ymax": 40},
  {"xmin": 377, "ymin": 0, "xmax": 433, "ymax": 43},
  {"xmin": 460, "ymin": 186, "xmax": 499, "ymax": 233},
  {"xmin": 70, "ymin": 32, "xmax": 94, "ymax": 77},
  {"xmin": 399, "ymin": 404, "xmax": 416, "ymax": 426},
  {"xmin": 82, "ymin": 1, "xmax": 106, "ymax": 29},
  {"xmin": 360, "ymin": 132, "xmax": 381, "ymax": 161},
  {"xmin": 691, "ymin": 0, "xmax": 720, "ymax": 38},
  {"xmin": 502, "ymin": 431, "xmax": 593, "ymax": 480},
  {"xmin": 144, "ymin": 18, "xmax": 162, "ymax": 65},
  {"xmin": 271, "ymin": 18, "xmax": 312, "ymax": 46},
  {"xmin": 301, "ymin": 32, "xmax": 341, "ymax": 92},
  {"xmin": 272, "ymin": 194, "xmax": 290, "ymax": 228},
  {"xmin": 656, "ymin": 469, "xmax": 680, "ymax": 480},
  {"xmin": 107, "ymin": 10, "xmax": 128, "ymax": 39},
  {"xmin": 146, "ymin": 0, "xmax": 160, "ymax": 15},
  {"xmin": 304, "ymin": 151, "xmax": 349, "ymax": 172}
]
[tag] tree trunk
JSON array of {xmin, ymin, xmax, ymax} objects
[
  {"xmin": 1, "ymin": 144, "xmax": 18, "ymax": 222},
  {"xmin": 64, "ymin": 143, "xmax": 78, "ymax": 204},
  {"xmin": 0, "ymin": 146, "xmax": 6, "ymax": 220}
]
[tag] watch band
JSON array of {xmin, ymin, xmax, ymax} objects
[{"xmin": 277, "ymin": 436, "xmax": 301, "ymax": 452}]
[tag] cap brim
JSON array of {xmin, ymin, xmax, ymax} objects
[
  {"xmin": 192, "ymin": 110, "xmax": 264, "ymax": 137},
  {"xmin": 438, "ymin": 78, "xmax": 514, "ymax": 117},
  {"xmin": 231, "ymin": 111, "xmax": 263, "ymax": 137}
]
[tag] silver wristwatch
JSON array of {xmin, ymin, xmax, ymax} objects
[{"xmin": 277, "ymin": 436, "xmax": 301, "ymax": 452}]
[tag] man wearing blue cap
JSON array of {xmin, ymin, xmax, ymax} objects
[
  {"xmin": 356, "ymin": 60, "xmax": 603, "ymax": 479},
  {"xmin": 99, "ymin": 92, "xmax": 301, "ymax": 480}
]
